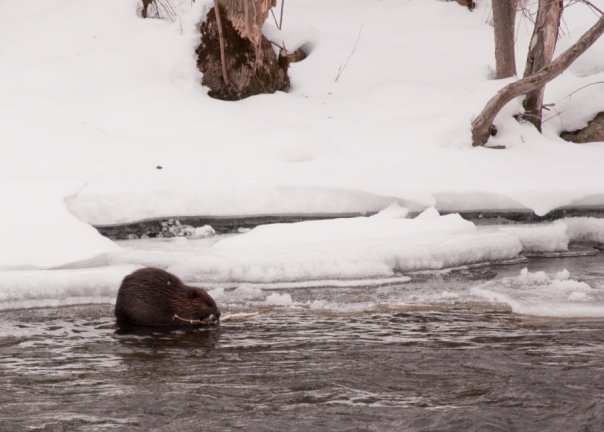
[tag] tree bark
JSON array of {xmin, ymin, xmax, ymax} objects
[
  {"xmin": 196, "ymin": 1, "xmax": 289, "ymax": 100},
  {"xmin": 213, "ymin": 0, "xmax": 230, "ymax": 85},
  {"xmin": 522, "ymin": 0, "xmax": 563, "ymax": 131},
  {"xmin": 217, "ymin": 0, "xmax": 275, "ymax": 62},
  {"xmin": 492, "ymin": 0, "xmax": 518, "ymax": 79},
  {"xmin": 471, "ymin": 15, "xmax": 604, "ymax": 147}
]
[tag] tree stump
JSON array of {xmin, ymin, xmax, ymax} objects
[
  {"xmin": 560, "ymin": 112, "xmax": 604, "ymax": 143},
  {"xmin": 455, "ymin": 0, "xmax": 476, "ymax": 11},
  {"xmin": 196, "ymin": 4, "xmax": 289, "ymax": 101}
]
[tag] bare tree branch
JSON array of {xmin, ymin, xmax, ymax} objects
[
  {"xmin": 471, "ymin": 14, "xmax": 604, "ymax": 147},
  {"xmin": 335, "ymin": 24, "xmax": 364, "ymax": 82}
]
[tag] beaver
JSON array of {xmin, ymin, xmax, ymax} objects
[{"xmin": 115, "ymin": 267, "xmax": 220, "ymax": 328}]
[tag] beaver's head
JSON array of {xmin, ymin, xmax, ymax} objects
[{"xmin": 173, "ymin": 285, "xmax": 221, "ymax": 326}]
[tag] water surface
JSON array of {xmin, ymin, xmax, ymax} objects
[{"xmin": 2, "ymin": 256, "xmax": 604, "ymax": 431}]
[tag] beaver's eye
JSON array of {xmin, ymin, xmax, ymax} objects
[{"xmin": 189, "ymin": 291, "xmax": 199, "ymax": 299}]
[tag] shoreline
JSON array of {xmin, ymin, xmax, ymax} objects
[{"xmin": 94, "ymin": 206, "xmax": 604, "ymax": 239}]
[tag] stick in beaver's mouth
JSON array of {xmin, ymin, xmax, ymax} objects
[
  {"xmin": 173, "ymin": 314, "xmax": 219, "ymax": 326},
  {"xmin": 173, "ymin": 312, "xmax": 260, "ymax": 325}
]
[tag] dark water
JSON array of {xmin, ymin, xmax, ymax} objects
[{"xmin": 2, "ymin": 257, "xmax": 604, "ymax": 431}]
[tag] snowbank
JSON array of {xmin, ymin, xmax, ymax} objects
[
  {"xmin": 6, "ymin": 201, "xmax": 604, "ymax": 310},
  {"xmin": 0, "ymin": 266, "xmax": 136, "ymax": 310},
  {"xmin": 5, "ymin": 208, "xmax": 604, "ymax": 314},
  {"xmin": 166, "ymin": 212, "xmax": 604, "ymax": 286},
  {"xmin": 495, "ymin": 221, "xmax": 569, "ymax": 253},
  {"xmin": 472, "ymin": 268, "xmax": 604, "ymax": 318},
  {"xmin": 169, "ymin": 207, "xmax": 523, "ymax": 283},
  {"xmin": 0, "ymin": 182, "xmax": 118, "ymax": 270},
  {"xmin": 565, "ymin": 217, "xmax": 604, "ymax": 245}
]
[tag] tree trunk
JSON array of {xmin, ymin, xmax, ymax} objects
[
  {"xmin": 522, "ymin": 0, "xmax": 563, "ymax": 131},
  {"xmin": 471, "ymin": 15, "xmax": 604, "ymax": 147},
  {"xmin": 196, "ymin": 0, "xmax": 290, "ymax": 100},
  {"xmin": 492, "ymin": 0, "xmax": 518, "ymax": 79}
]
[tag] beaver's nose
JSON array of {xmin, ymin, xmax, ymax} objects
[{"xmin": 212, "ymin": 311, "xmax": 221, "ymax": 321}]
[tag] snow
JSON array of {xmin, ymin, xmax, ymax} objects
[
  {"xmin": 0, "ymin": 266, "xmax": 136, "ymax": 310},
  {"xmin": 495, "ymin": 221, "xmax": 569, "ymax": 253},
  {"xmin": 265, "ymin": 292, "xmax": 294, "ymax": 306},
  {"xmin": 2, "ymin": 0, "xmax": 604, "ymax": 227},
  {"xmin": 169, "ymin": 207, "xmax": 524, "ymax": 283},
  {"xmin": 472, "ymin": 268, "xmax": 604, "ymax": 318},
  {"xmin": 565, "ymin": 217, "xmax": 604, "ymax": 245},
  {"xmin": 2, "ymin": 0, "xmax": 604, "ymax": 315},
  {"xmin": 0, "ymin": 182, "xmax": 118, "ymax": 270},
  {"xmin": 5, "ymin": 208, "xmax": 604, "ymax": 319}
]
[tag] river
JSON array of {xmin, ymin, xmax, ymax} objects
[{"xmin": 2, "ymin": 255, "xmax": 604, "ymax": 431}]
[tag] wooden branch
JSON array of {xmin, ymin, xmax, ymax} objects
[
  {"xmin": 221, "ymin": 312, "xmax": 259, "ymax": 321},
  {"xmin": 173, "ymin": 314, "xmax": 206, "ymax": 325},
  {"xmin": 173, "ymin": 312, "xmax": 259, "ymax": 324},
  {"xmin": 471, "ymin": 15, "xmax": 604, "ymax": 147}
]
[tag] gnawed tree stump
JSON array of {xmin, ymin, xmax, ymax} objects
[
  {"xmin": 561, "ymin": 112, "xmax": 604, "ymax": 143},
  {"xmin": 196, "ymin": 2, "xmax": 289, "ymax": 100}
]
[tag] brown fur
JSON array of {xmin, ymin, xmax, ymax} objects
[{"xmin": 115, "ymin": 268, "xmax": 220, "ymax": 328}]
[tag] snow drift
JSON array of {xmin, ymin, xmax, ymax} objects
[
  {"xmin": 0, "ymin": 182, "xmax": 118, "ymax": 270},
  {"xmin": 169, "ymin": 207, "xmax": 524, "ymax": 283}
]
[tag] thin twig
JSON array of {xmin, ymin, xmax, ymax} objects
[
  {"xmin": 270, "ymin": 40, "xmax": 285, "ymax": 50},
  {"xmin": 173, "ymin": 312, "xmax": 259, "ymax": 324},
  {"xmin": 335, "ymin": 24, "xmax": 364, "ymax": 82},
  {"xmin": 157, "ymin": 0, "xmax": 177, "ymax": 21},
  {"xmin": 540, "ymin": 81, "xmax": 604, "ymax": 125},
  {"xmin": 279, "ymin": 0, "xmax": 285, "ymax": 30},
  {"xmin": 557, "ymin": 81, "xmax": 604, "ymax": 102},
  {"xmin": 269, "ymin": 0, "xmax": 285, "ymax": 30},
  {"xmin": 578, "ymin": 0, "xmax": 603, "ymax": 15}
]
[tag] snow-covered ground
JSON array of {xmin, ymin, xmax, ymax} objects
[{"xmin": 2, "ymin": 0, "xmax": 604, "ymax": 317}]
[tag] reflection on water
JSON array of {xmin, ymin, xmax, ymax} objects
[{"xmin": 2, "ymin": 257, "xmax": 604, "ymax": 431}]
